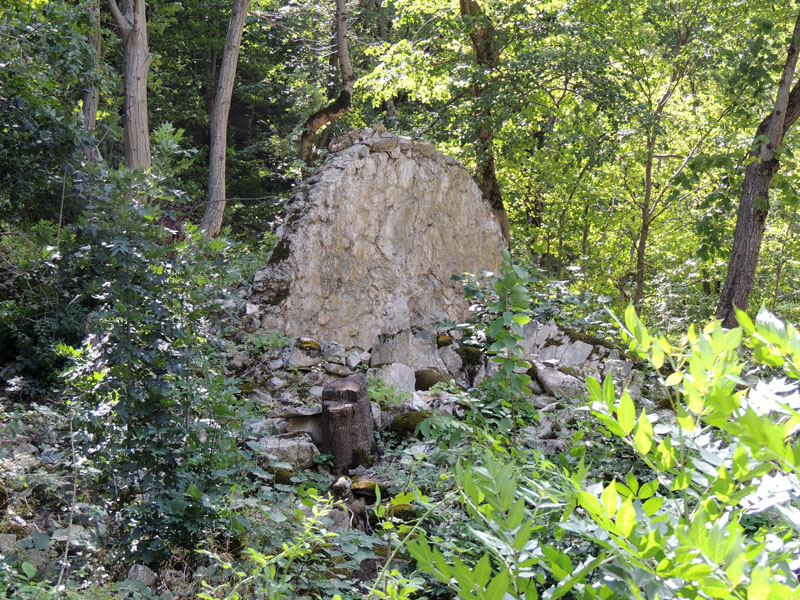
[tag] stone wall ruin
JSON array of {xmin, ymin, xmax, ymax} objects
[{"xmin": 248, "ymin": 125, "xmax": 507, "ymax": 349}]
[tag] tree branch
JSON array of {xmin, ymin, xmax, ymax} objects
[{"xmin": 107, "ymin": 0, "xmax": 130, "ymax": 33}]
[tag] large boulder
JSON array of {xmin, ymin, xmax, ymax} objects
[{"xmin": 250, "ymin": 126, "xmax": 506, "ymax": 349}]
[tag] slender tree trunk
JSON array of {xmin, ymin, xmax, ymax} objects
[
  {"xmin": 716, "ymin": 13, "xmax": 800, "ymax": 327},
  {"xmin": 200, "ymin": 0, "xmax": 251, "ymax": 238},
  {"xmin": 299, "ymin": 0, "xmax": 354, "ymax": 167},
  {"xmin": 81, "ymin": 0, "xmax": 103, "ymax": 163},
  {"xmin": 633, "ymin": 140, "xmax": 654, "ymax": 313},
  {"xmin": 108, "ymin": 0, "xmax": 152, "ymax": 171},
  {"xmin": 460, "ymin": 0, "xmax": 509, "ymax": 243}
]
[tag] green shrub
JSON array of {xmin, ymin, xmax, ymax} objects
[
  {"xmin": 410, "ymin": 304, "xmax": 800, "ymax": 599},
  {"xmin": 56, "ymin": 166, "xmax": 250, "ymax": 566}
]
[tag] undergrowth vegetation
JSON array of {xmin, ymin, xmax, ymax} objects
[{"xmin": 3, "ymin": 207, "xmax": 800, "ymax": 599}]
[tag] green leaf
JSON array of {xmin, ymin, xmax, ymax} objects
[
  {"xmin": 486, "ymin": 570, "xmax": 511, "ymax": 600},
  {"xmin": 586, "ymin": 376, "xmax": 602, "ymax": 403},
  {"xmin": 21, "ymin": 561, "xmax": 36, "ymax": 579},
  {"xmin": 186, "ymin": 482, "xmax": 202, "ymax": 499},
  {"xmin": 594, "ymin": 412, "xmax": 626, "ymax": 436},
  {"xmin": 633, "ymin": 410, "xmax": 653, "ymax": 454},
  {"xmin": 601, "ymin": 481, "xmax": 618, "ymax": 516},
  {"xmin": 615, "ymin": 497, "xmax": 635, "ymax": 537},
  {"xmin": 642, "ymin": 496, "xmax": 663, "ymax": 516},
  {"xmin": 625, "ymin": 470, "xmax": 639, "ymax": 495},
  {"xmin": 665, "ymin": 371, "xmax": 683, "ymax": 386},
  {"xmin": 616, "ymin": 391, "xmax": 635, "ymax": 435},
  {"xmin": 603, "ymin": 372, "xmax": 616, "ymax": 411}
]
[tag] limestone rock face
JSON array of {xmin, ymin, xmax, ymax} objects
[{"xmin": 251, "ymin": 127, "xmax": 506, "ymax": 349}]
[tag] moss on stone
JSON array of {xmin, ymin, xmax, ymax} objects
[
  {"xmin": 264, "ymin": 283, "xmax": 290, "ymax": 306},
  {"xmin": 388, "ymin": 410, "xmax": 432, "ymax": 439},
  {"xmin": 352, "ymin": 447, "xmax": 375, "ymax": 468},
  {"xmin": 437, "ymin": 334, "xmax": 453, "ymax": 348},
  {"xmin": 387, "ymin": 503, "xmax": 418, "ymax": 521},
  {"xmin": 298, "ymin": 339, "xmax": 321, "ymax": 352},
  {"xmin": 239, "ymin": 381, "xmax": 258, "ymax": 395},
  {"xmin": 271, "ymin": 467, "xmax": 294, "ymax": 485},
  {"xmin": 267, "ymin": 237, "xmax": 291, "ymax": 265},
  {"xmin": 455, "ymin": 344, "xmax": 483, "ymax": 367},
  {"xmin": 351, "ymin": 479, "xmax": 388, "ymax": 496}
]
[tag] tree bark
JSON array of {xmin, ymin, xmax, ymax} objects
[
  {"xmin": 716, "ymin": 13, "xmax": 800, "ymax": 327},
  {"xmin": 108, "ymin": 0, "xmax": 152, "ymax": 171},
  {"xmin": 299, "ymin": 0, "xmax": 354, "ymax": 167},
  {"xmin": 81, "ymin": 0, "xmax": 103, "ymax": 163},
  {"xmin": 320, "ymin": 374, "xmax": 374, "ymax": 475},
  {"xmin": 200, "ymin": 0, "xmax": 251, "ymax": 238},
  {"xmin": 460, "ymin": 0, "xmax": 509, "ymax": 243}
]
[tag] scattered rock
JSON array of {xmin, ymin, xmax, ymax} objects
[
  {"xmin": 256, "ymin": 433, "xmax": 320, "ymax": 470},
  {"xmin": 345, "ymin": 353, "xmax": 362, "ymax": 370},
  {"xmin": 322, "ymin": 341, "xmax": 346, "ymax": 364},
  {"xmin": 51, "ymin": 524, "xmax": 91, "ymax": 545},
  {"xmin": 283, "ymin": 346, "xmax": 321, "ymax": 369},
  {"xmin": 388, "ymin": 410, "xmax": 431, "ymax": 439},
  {"xmin": 0, "ymin": 534, "xmax": 16, "ymax": 553},
  {"xmin": 127, "ymin": 564, "xmax": 157, "ymax": 587},
  {"xmin": 414, "ymin": 368, "xmax": 450, "ymax": 391},
  {"xmin": 561, "ymin": 340, "xmax": 594, "ymax": 367},
  {"xmin": 371, "ymin": 363, "xmax": 415, "ymax": 393},
  {"xmin": 324, "ymin": 362, "xmax": 352, "ymax": 377},
  {"xmin": 13, "ymin": 443, "xmax": 39, "ymax": 456},
  {"xmin": 536, "ymin": 367, "xmax": 584, "ymax": 398}
]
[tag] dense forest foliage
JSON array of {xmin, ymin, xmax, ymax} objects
[{"xmin": 2, "ymin": 0, "xmax": 800, "ymax": 598}]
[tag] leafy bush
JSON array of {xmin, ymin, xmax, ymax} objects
[
  {"xmin": 368, "ymin": 377, "xmax": 412, "ymax": 409},
  {"xmin": 54, "ymin": 166, "xmax": 251, "ymax": 565},
  {"xmin": 570, "ymin": 306, "xmax": 800, "ymax": 598},
  {"xmin": 409, "ymin": 305, "xmax": 800, "ymax": 599}
]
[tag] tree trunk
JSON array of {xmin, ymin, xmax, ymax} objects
[
  {"xmin": 716, "ymin": 13, "xmax": 800, "ymax": 327},
  {"xmin": 108, "ymin": 0, "xmax": 152, "ymax": 171},
  {"xmin": 320, "ymin": 374, "xmax": 374, "ymax": 475},
  {"xmin": 81, "ymin": 0, "xmax": 103, "ymax": 163},
  {"xmin": 299, "ymin": 0, "xmax": 354, "ymax": 167},
  {"xmin": 200, "ymin": 0, "xmax": 251, "ymax": 238},
  {"xmin": 633, "ymin": 141, "xmax": 654, "ymax": 313},
  {"xmin": 460, "ymin": 0, "xmax": 509, "ymax": 243}
]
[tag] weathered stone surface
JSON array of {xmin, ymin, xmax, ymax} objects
[
  {"xmin": 51, "ymin": 525, "xmax": 94, "ymax": 549},
  {"xmin": 128, "ymin": 564, "xmax": 157, "ymax": 587},
  {"xmin": 370, "ymin": 363, "xmax": 416, "ymax": 392},
  {"xmin": 257, "ymin": 433, "xmax": 320, "ymax": 470},
  {"xmin": 322, "ymin": 341, "xmax": 346, "ymax": 364},
  {"xmin": 371, "ymin": 329, "xmax": 443, "ymax": 371},
  {"xmin": 0, "ymin": 534, "xmax": 16, "ymax": 552},
  {"xmin": 536, "ymin": 367, "xmax": 584, "ymax": 398},
  {"xmin": 414, "ymin": 368, "xmax": 450, "ymax": 391},
  {"xmin": 561, "ymin": 340, "xmax": 594, "ymax": 366},
  {"xmin": 324, "ymin": 362, "xmax": 352, "ymax": 377},
  {"xmin": 251, "ymin": 128, "xmax": 505, "ymax": 349},
  {"xmin": 345, "ymin": 353, "xmax": 361, "ymax": 370},
  {"xmin": 370, "ymin": 401, "xmax": 382, "ymax": 426}
]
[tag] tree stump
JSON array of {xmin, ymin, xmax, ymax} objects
[{"xmin": 321, "ymin": 373, "xmax": 374, "ymax": 474}]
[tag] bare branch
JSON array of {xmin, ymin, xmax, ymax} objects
[{"xmin": 107, "ymin": 0, "xmax": 130, "ymax": 33}]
